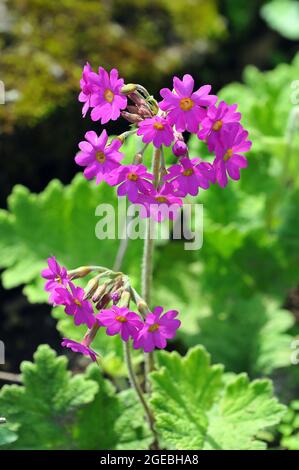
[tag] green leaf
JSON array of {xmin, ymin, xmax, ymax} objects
[
  {"xmin": 0, "ymin": 173, "xmax": 142, "ymax": 301},
  {"xmin": 74, "ymin": 365, "xmax": 152, "ymax": 450},
  {"xmin": 150, "ymin": 346, "xmax": 286, "ymax": 450},
  {"xmin": 0, "ymin": 425, "xmax": 18, "ymax": 446},
  {"xmin": 0, "ymin": 345, "xmax": 98, "ymax": 449},
  {"xmin": 261, "ymin": 1, "xmax": 299, "ymax": 40}
]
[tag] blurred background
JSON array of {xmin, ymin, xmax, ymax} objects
[{"xmin": 1, "ymin": 0, "xmax": 299, "ymax": 447}]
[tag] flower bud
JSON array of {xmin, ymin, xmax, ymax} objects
[
  {"xmin": 121, "ymin": 111, "xmax": 142, "ymax": 123},
  {"xmin": 83, "ymin": 277, "xmax": 100, "ymax": 300},
  {"xmin": 172, "ymin": 140, "xmax": 188, "ymax": 157},
  {"xmin": 121, "ymin": 83, "xmax": 137, "ymax": 95},
  {"xmin": 68, "ymin": 266, "xmax": 92, "ymax": 279}
]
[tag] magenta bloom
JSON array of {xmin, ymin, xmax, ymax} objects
[
  {"xmin": 213, "ymin": 123, "xmax": 252, "ymax": 187},
  {"xmin": 41, "ymin": 256, "xmax": 69, "ymax": 305},
  {"xmin": 109, "ymin": 164, "xmax": 154, "ymax": 202},
  {"xmin": 198, "ymin": 101, "xmax": 241, "ymax": 151},
  {"xmin": 164, "ymin": 157, "xmax": 211, "ymax": 196},
  {"xmin": 61, "ymin": 338, "xmax": 98, "ymax": 362},
  {"xmin": 75, "ymin": 130, "xmax": 123, "ymax": 184},
  {"xmin": 137, "ymin": 116, "xmax": 174, "ymax": 148},
  {"xmin": 79, "ymin": 62, "xmax": 98, "ymax": 118},
  {"xmin": 56, "ymin": 283, "xmax": 96, "ymax": 329},
  {"xmin": 41, "ymin": 256, "xmax": 69, "ymax": 292},
  {"xmin": 97, "ymin": 306, "xmax": 143, "ymax": 341},
  {"xmin": 159, "ymin": 74, "xmax": 217, "ymax": 133},
  {"xmin": 133, "ymin": 307, "xmax": 181, "ymax": 352},
  {"xmin": 137, "ymin": 182, "xmax": 183, "ymax": 222},
  {"xmin": 90, "ymin": 67, "xmax": 127, "ymax": 123}
]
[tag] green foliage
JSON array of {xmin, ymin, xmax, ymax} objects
[
  {"xmin": 0, "ymin": 173, "xmax": 142, "ymax": 302},
  {"xmin": 150, "ymin": 346, "xmax": 286, "ymax": 450},
  {"xmin": 0, "ymin": 0, "xmax": 224, "ymax": 127},
  {"xmin": 279, "ymin": 399, "xmax": 299, "ymax": 449},
  {"xmin": 0, "ymin": 345, "xmax": 99, "ymax": 449},
  {"xmin": 261, "ymin": 0, "xmax": 299, "ymax": 40},
  {"xmin": 0, "ymin": 345, "xmax": 151, "ymax": 450}
]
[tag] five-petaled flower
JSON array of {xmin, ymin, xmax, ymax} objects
[
  {"xmin": 75, "ymin": 130, "xmax": 123, "ymax": 184},
  {"xmin": 97, "ymin": 306, "xmax": 144, "ymax": 341},
  {"xmin": 137, "ymin": 116, "xmax": 174, "ymax": 148},
  {"xmin": 133, "ymin": 307, "xmax": 181, "ymax": 352},
  {"xmin": 159, "ymin": 74, "xmax": 217, "ymax": 133},
  {"xmin": 56, "ymin": 283, "xmax": 96, "ymax": 329}
]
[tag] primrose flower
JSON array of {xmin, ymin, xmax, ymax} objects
[
  {"xmin": 159, "ymin": 74, "xmax": 217, "ymax": 133},
  {"xmin": 137, "ymin": 116, "xmax": 174, "ymax": 148},
  {"xmin": 109, "ymin": 164, "xmax": 154, "ymax": 202},
  {"xmin": 137, "ymin": 182, "xmax": 183, "ymax": 222},
  {"xmin": 213, "ymin": 123, "xmax": 252, "ymax": 187},
  {"xmin": 164, "ymin": 157, "xmax": 210, "ymax": 196},
  {"xmin": 198, "ymin": 101, "xmax": 241, "ymax": 151},
  {"xmin": 90, "ymin": 67, "xmax": 127, "ymax": 123},
  {"xmin": 56, "ymin": 283, "xmax": 96, "ymax": 329},
  {"xmin": 97, "ymin": 306, "xmax": 143, "ymax": 341},
  {"xmin": 61, "ymin": 338, "xmax": 98, "ymax": 362},
  {"xmin": 79, "ymin": 62, "xmax": 98, "ymax": 118},
  {"xmin": 75, "ymin": 130, "xmax": 123, "ymax": 184},
  {"xmin": 41, "ymin": 256, "xmax": 70, "ymax": 305},
  {"xmin": 133, "ymin": 307, "xmax": 181, "ymax": 352}
]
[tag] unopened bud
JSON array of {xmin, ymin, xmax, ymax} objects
[
  {"xmin": 68, "ymin": 266, "xmax": 92, "ymax": 279},
  {"xmin": 95, "ymin": 293, "xmax": 111, "ymax": 310},
  {"xmin": 172, "ymin": 140, "xmax": 188, "ymax": 157},
  {"xmin": 83, "ymin": 277, "xmax": 100, "ymax": 300},
  {"xmin": 137, "ymin": 300, "xmax": 149, "ymax": 316},
  {"xmin": 121, "ymin": 83, "xmax": 137, "ymax": 95},
  {"xmin": 121, "ymin": 111, "xmax": 142, "ymax": 124}
]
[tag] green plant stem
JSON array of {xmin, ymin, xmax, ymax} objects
[
  {"xmin": 142, "ymin": 147, "xmax": 161, "ymax": 390},
  {"xmin": 123, "ymin": 341, "xmax": 159, "ymax": 449}
]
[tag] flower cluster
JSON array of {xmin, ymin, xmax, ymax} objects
[
  {"xmin": 42, "ymin": 257, "xmax": 181, "ymax": 360},
  {"xmin": 76, "ymin": 65, "xmax": 252, "ymax": 221}
]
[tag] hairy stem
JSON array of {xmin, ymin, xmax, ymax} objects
[
  {"xmin": 123, "ymin": 341, "xmax": 159, "ymax": 449},
  {"xmin": 142, "ymin": 147, "xmax": 161, "ymax": 391}
]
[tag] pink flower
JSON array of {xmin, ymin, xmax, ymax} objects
[
  {"xmin": 61, "ymin": 338, "xmax": 98, "ymax": 362},
  {"xmin": 137, "ymin": 116, "xmax": 174, "ymax": 148},
  {"xmin": 133, "ymin": 307, "xmax": 181, "ymax": 352},
  {"xmin": 41, "ymin": 256, "xmax": 69, "ymax": 305},
  {"xmin": 137, "ymin": 182, "xmax": 183, "ymax": 222},
  {"xmin": 79, "ymin": 62, "xmax": 98, "ymax": 118},
  {"xmin": 97, "ymin": 306, "xmax": 143, "ymax": 341},
  {"xmin": 198, "ymin": 101, "xmax": 241, "ymax": 151},
  {"xmin": 90, "ymin": 67, "xmax": 127, "ymax": 123},
  {"xmin": 56, "ymin": 283, "xmax": 96, "ymax": 329},
  {"xmin": 159, "ymin": 74, "xmax": 217, "ymax": 133},
  {"xmin": 213, "ymin": 123, "xmax": 252, "ymax": 187},
  {"xmin": 164, "ymin": 157, "xmax": 211, "ymax": 196},
  {"xmin": 75, "ymin": 130, "xmax": 123, "ymax": 184},
  {"xmin": 109, "ymin": 164, "xmax": 154, "ymax": 202}
]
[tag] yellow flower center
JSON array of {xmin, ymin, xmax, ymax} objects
[
  {"xmin": 179, "ymin": 98, "xmax": 194, "ymax": 111},
  {"xmin": 182, "ymin": 168, "xmax": 194, "ymax": 176},
  {"xmin": 148, "ymin": 323, "xmax": 160, "ymax": 332},
  {"xmin": 127, "ymin": 172, "xmax": 138, "ymax": 181},
  {"xmin": 155, "ymin": 196, "xmax": 168, "ymax": 203},
  {"xmin": 116, "ymin": 315, "xmax": 128, "ymax": 323},
  {"xmin": 212, "ymin": 120, "xmax": 223, "ymax": 131},
  {"xmin": 55, "ymin": 275, "xmax": 62, "ymax": 284},
  {"xmin": 95, "ymin": 150, "xmax": 106, "ymax": 163},
  {"xmin": 104, "ymin": 89, "xmax": 114, "ymax": 103},
  {"xmin": 153, "ymin": 122, "xmax": 165, "ymax": 130},
  {"xmin": 224, "ymin": 148, "xmax": 233, "ymax": 161},
  {"xmin": 74, "ymin": 299, "xmax": 82, "ymax": 307}
]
